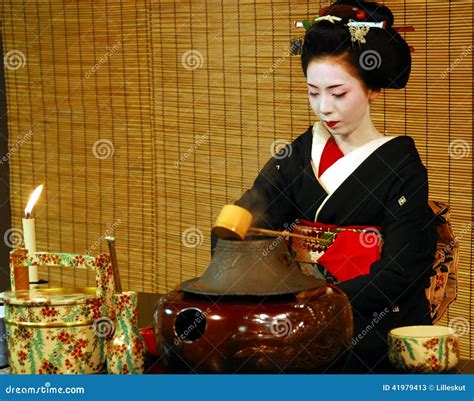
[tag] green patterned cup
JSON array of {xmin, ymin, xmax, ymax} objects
[
  {"xmin": 107, "ymin": 291, "xmax": 145, "ymax": 374},
  {"xmin": 388, "ymin": 325, "xmax": 460, "ymax": 373}
]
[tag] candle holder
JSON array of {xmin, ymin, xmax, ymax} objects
[{"xmin": 10, "ymin": 248, "xmax": 29, "ymax": 291}]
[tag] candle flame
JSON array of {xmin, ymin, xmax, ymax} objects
[{"xmin": 24, "ymin": 184, "xmax": 44, "ymax": 217}]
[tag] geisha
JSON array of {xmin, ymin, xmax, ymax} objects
[{"xmin": 212, "ymin": 0, "xmax": 437, "ymax": 373}]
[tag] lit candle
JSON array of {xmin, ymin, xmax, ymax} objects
[{"xmin": 22, "ymin": 184, "xmax": 44, "ymax": 286}]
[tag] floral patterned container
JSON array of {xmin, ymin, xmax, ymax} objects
[
  {"xmin": 3, "ymin": 288, "xmax": 110, "ymax": 374},
  {"xmin": 107, "ymin": 291, "xmax": 145, "ymax": 374},
  {"xmin": 388, "ymin": 325, "xmax": 460, "ymax": 373},
  {"xmin": 4, "ymin": 251, "xmax": 115, "ymax": 374}
]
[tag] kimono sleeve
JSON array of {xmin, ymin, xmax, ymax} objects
[
  {"xmin": 234, "ymin": 145, "xmax": 301, "ymax": 230},
  {"xmin": 335, "ymin": 158, "xmax": 437, "ymax": 314}
]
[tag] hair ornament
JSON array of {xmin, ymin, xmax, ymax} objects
[
  {"xmin": 346, "ymin": 20, "xmax": 385, "ymax": 28},
  {"xmin": 346, "ymin": 20, "xmax": 384, "ymax": 46},
  {"xmin": 301, "ymin": 15, "xmax": 342, "ymax": 30},
  {"xmin": 313, "ymin": 15, "xmax": 342, "ymax": 24},
  {"xmin": 347, "ymin": 22, "xmax": 370, "ymax": 45}
]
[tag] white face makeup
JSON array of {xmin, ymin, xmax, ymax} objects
[{"xmin": 306, "ymin": 60, "xmax": 374, "ymax": 138}]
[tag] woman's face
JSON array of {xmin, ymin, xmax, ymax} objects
[{"xmin": 306, "ymin": 59, "xmax": 377, "ymax": 136}]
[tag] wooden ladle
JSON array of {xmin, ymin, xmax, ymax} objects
[{"xmin": 212, "ymin": 204, "xmax": 325, "ymax": 243}]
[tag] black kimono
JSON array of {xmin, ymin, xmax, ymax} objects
[{"xmin": 214, "ymin": 122, "xmax": 437, "ymax": 373}]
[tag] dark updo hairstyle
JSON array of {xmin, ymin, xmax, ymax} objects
[{"xmin": 301, "ymin": 0, "xmax": 411, "ymax": 90}]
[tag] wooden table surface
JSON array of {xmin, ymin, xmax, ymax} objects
[{"xmin": 137, "ymin": 292, "xmax": 474, "ymax": 374}]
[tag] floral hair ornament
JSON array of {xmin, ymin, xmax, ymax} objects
[{"xmin": 346, "ymin": 20, "xmax": 385, "ymax": 46}]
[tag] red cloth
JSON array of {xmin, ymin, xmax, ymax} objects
[
  {"xmin": 317, "ymin": 230, "xmax": 381, "ymax": 282},
  {"xmin": 290, "ymin": 220, "xmax": 383, "ymax": 283},
  {"xmin": 140, "ymin": 326, "xmax": 159, "ymax": 356},
  {"xmin": 318, "ymin": 137, "xmax": 344, "ymax": 177}
]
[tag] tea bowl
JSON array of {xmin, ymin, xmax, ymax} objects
[{"xmin": 388, "ymin": 325, "xmax": 460, "ymax": 373}]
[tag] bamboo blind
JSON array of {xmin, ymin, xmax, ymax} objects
[
  {"xmin": 1, "ymin": 1, "xmax": 472, "ymax": 359},
  {"xmin": 1, "ymin": 1, "xmax": 155, "ymax": 290}
]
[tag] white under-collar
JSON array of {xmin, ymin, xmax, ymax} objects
[{"xmin": 310, "ymin": 121, "xmax": 398, "ymax": 221}]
